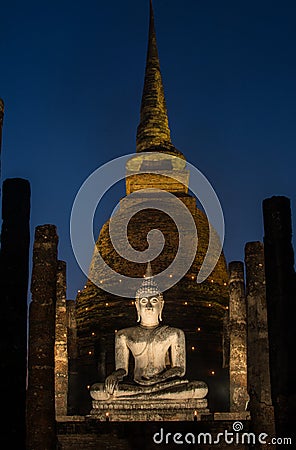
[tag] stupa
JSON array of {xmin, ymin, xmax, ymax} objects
[{"xmin": 75, "ymin": 0, "xmax": 229, "ymax": 414}]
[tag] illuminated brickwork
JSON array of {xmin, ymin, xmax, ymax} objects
[{"xmin": 55, "ymin": 260, "xmax": 68, "ymax": 416}]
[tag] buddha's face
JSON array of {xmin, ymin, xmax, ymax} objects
[{"xmin": 137, "ymin": 295, "xmax": 163, "ymax": 326}]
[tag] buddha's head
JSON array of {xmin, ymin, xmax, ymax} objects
[{"xmin": 135, "ymin": 262, "xmax": 164, "ymax": 327}]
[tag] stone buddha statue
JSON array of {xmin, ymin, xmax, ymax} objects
[{"xmin": 90, "ymin": 263, "xmax": 208, "ymax": 403}]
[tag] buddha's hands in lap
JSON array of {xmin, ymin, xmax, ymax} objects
[
  {"xmin": 104, "ymin": 368, "xmax": 126, "ymax": 394},
  {"xmin": 135, "ymin": 366, "xmax": 184, "ymax": 386}
]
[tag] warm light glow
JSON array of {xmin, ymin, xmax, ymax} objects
[
  {"xmin": 115, "ymin": 329, "xmax": 118, "ymax": 333},
  {"xmin": 169, "ymin": 274, "xmax": 173, "ymax": 278},
  {"xmin": 119, "ymin": 279, "xmax": 122, "ymax": 283},
  {"xmin": 211, "ymin": 279, "xmax": 214, "ymax": 283},
  {"xmin": 226, "ymin": 306, "xmax": 229, "ymax": 310},
  {"xmin": 191, "ymin": 275, "xmax": 195, "ymax": 280},
  {"xmin": 87, "ymin": 385, "xmax": 90, "ymax": 389},
  {"xmin": 184, "ymin": 301, "xmax": 188, "ymax": 305},
  {"xmin": 86, "ymin": 307, "xmax": 88, "ymax": 311},
  {"xmin": 259, "ymin": 263, "xmax": 263, "ymax": 267},
  {"xmin": 84, "ymin": 285, "xmax": 87, "ymax": 288},
  {"xmin": 223, "ymin": 282, "xmax": 227, "ymax": 286},
  {"xmin": 191, "ymin": 346, "xmax": 195, "ymax": 351},
  {"xmin": 131, "ymin": 301, "xmax": 134, "ymax": 305},
  {"xmin": 105, "ymin": 302, "xmax": 109, "ymax": 306},
  {"xmin": 88, "ymin": 351, "xmax": 92, "ymax": 355},
  {"xmin": 197, "ymin": 327, "xmax": 201, "ymax": 332},
  {"xmin": 211, "ymin": 370, "xmax": 215, "ymax": 375},
  {"xmin": 106, "ymin": 412, "xmax": 109, "ymax": 417},
  {"xmin": 91, "ymin": 332, "xmax": 95, "ymax": 336},
  {"xmin": 194, "ymin": 410, "xmax": 198, "ymax": 416},
  {"xmin": 78, "ymin": 290, "xmax": 81, "ymax": 293},
  {"xmin": 208, "ymin": 303, "xmax": 212, "ymax": 307}
]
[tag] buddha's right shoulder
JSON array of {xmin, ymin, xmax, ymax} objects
[{"xmin": 116, "ymin": 326, "xmax": 138, "ymax": 338}]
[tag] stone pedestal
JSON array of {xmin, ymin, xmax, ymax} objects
[{"xmin": 89, "ymin": 398, "xmax": 209, "ymax": 421}]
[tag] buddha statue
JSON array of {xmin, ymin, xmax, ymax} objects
[{"xmin": 90, "ymin": 263, "xmax": 208, "ymax": 402}]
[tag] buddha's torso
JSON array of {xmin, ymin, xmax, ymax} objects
[{"xmin": 119, "ymin": 325, "xmax": 182, "ymax": 381}]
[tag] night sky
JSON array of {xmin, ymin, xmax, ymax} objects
[{"xmin": 1, "ymin": 0, "xmax": 296, "ymax": 300}]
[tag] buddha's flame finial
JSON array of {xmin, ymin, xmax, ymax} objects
[{"xmin": 145, "ymin": 261, "xmax": 153, "ymax": 279}]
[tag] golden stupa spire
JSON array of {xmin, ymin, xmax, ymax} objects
[{"xmin": 136, "ymin": 0, "xmax": 183, "ymax": 158}]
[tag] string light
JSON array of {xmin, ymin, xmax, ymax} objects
[
  {"xmin": 86, "ymin": 385, "xmax": 90, "ymax": 390},
  {"xmin": 191, "ymin": 346, "xmax": 195, "ymax": 351},
  {"xmin": 208, "ymin": 303, "xmax": 212, "ymax": 307},
  {"xmin": 191, "ymin": 275, "xmax": 195, "ymax": 280},
  {"xmin": 131, "ymin": 301, "xmax": 134, "ymax": 305},
  {"xmin": 184, "ymin": 301, "xmax": 188, "ymax": 305},
  {"xmin": 169, "ymin": 274, "xmax": 173, "ymax": 278},
  {"xmin": 105, "ymin": 302, "xmax": 109, "ymax": 306},
  {"xmin": 223, "ymin": 282, "xmax": 227, "ymax": 286},
  {"xmin": 115, "ymin": 329, "xmax": 118, "ymax": 333},
  {"xmin": 86, "ymin": 307, "xmax": 88, "ymax": 311},
  {"xmin": 88, "ymin": 351, "xmax": 92, "ymax": 355},
  {"xmin": 211, "ymin": 279, "xmax": 214, "ymax": 283},
  {"xmin": 197, "ymin": 327, "xmax": 201, "ymax": 332},
  {"xmin": 210, "ymin": 370, "xmax": 215, "ymax": 375},
  {"xmin": 91, "ymin": 332, "xmax": 95, "ymax": 336}
]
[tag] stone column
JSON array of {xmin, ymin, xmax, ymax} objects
[
  {"xmin": 0, "ymin": 178, "xmax": 30, "ymax": 447},
  {"xmin": 228, "ymin": 261, "xmax": 248, "ymax": 411},
  {"xmin": 67, "ymin": 300, "xmax": 79, "ymax": 415},
  {"xmin": 263, "ymin": 196, "xmax": 296, "ymax": 435},
  {"xmin": 0, "ymin": 99, "xmax": 4, "ymax": 182},
  {"xmin": 245, "ymin": 242, "xmax": 275, "ymax": 438},
  {"xmin": 55, "ymin": 260, "xmax": 68, "ymax": 417},
  {"xmin": 26, "ymin": 225, "xmax": 58, "ymax": 450}
]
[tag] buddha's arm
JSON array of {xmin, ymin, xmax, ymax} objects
[
  {"xmin": 169, "ymin": 328, "xmax": 186, "ymax": 376},
  {"xmin": 158, "ymin": 329, "xmax": 186, "ymax": 380},
  {"xmin": 104, "ymin": 332, "xmax": 129, "ymax": 394}
]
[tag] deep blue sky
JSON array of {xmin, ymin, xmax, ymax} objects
[{"xmin": 1, "ymin": 0, "xmax": 296, "ymax": 300}]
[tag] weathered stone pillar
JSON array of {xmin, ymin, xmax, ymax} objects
[
  {"xmin": 55, "ymin": 260, "xmax": 68, "ymax": 417},
  {"xmin": 228, "ymin": 261, "xmax": 248, "ymax": 411},
  {"xmin": 0, "ymin": 178, "xmax": 30, "ymax": 447},
  {"xmin": 26, "ymin": 225, "xmax": 58, "ymax": 450},
  {"xmin": 0, "ymin": 99, "xmax": 4, "ymax": 182},
  {"xmin": 67, "ymin": 299, "xmax": 79, "ymax": 415},
  {"xmin": 263, "ymin": 196, "xmax": 296, "ymax": 435},
  {"xmin": 245, "ymin": 242, "xmax": 275, "ymax": 438}
]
